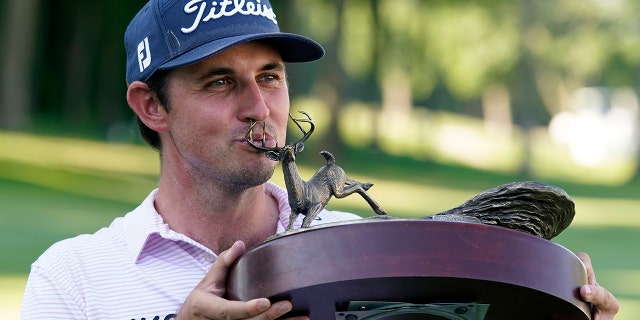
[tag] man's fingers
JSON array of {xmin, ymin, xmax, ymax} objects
[
  {"xmin": 216, "ymin": 240, "xmax": 246, "ymax": 269},
  {"xmin": 212, "ymin": 297, "xmax": 270, "ymax": 319},
  {"xmin": 576, "ymin": 252, "xmax": 619, "ymax": 319},
  {"xmin": 201, "ymin": 298, "xmax": 298, "ymax": 320},
  {"xmin": 576, "ymin": 252, "xmax": 597, "ymax": 284},
  {"xmin": 197, "ymin": 240, "xmax": 246, "ymax": 296},
  {"xmin": 581, "ymin": 285, "xmax": 620, "ymax": 319},
  {"xmin": 178, "ymin": 241, "xmax": 308, "ymax": 319}
]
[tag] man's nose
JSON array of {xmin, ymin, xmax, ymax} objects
[{"xmin": 238, "ymin": 80, "xmax": 270, "ymax": 121}]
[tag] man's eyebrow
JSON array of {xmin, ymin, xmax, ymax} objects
[
  {"xmin": 196, "ymin": 67, "xmax": 234, "ymax": 82},
  {"xmin": 261, "ymin": 61, "xmax": 285, "ymax": 72},
  {"xmin": 195, "ymin": 61, "xmax": 285, "ymax": 82}
]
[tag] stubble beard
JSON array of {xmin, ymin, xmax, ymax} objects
[{"xmin": 216, "ymin": 157, "xmax": 278, "ymax": 193}]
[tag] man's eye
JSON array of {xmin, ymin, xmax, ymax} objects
[
  {"xmin": 209, "ymin": 78, "xmax": 230, "ymax": 88},
  {"xmin": 261, "ymin": 74, "xmax": 281, "ymax": 83}
]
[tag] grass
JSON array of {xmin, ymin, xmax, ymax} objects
[
  {"xmin": 1, "ymin": 130, "xmax": 639, "ymax": 319},
  {"xmin": 0, "ymin": 177, "xmax": 136, "ymax": 274}
]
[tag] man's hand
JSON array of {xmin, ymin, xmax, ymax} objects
[
  {"xmin": 577, "ymin": 252, "xmax": 619, "ymax": 319},
  {"xmin": 176, "ymin": 241, "xmax": 309, "ymax": 320}
]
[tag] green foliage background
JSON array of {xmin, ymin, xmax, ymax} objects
[{"xmin": 2, "ymin": 0, "xmax": 640, "ymax": 319}]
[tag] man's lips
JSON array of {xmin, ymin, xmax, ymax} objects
[
  {"xmin": 242, "ymin": 132, "xmax": 278, "ymax": 149},
  {"xmin": 244, "ymin": 120, "xmax": 279, "ymax": 148}
]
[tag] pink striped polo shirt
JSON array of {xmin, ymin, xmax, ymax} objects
[{"xmin": 21, "ymin": 182, "xmax": 361, "ymax": 320}]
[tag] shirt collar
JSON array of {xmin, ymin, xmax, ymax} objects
[
  {"xmin": 124, "ymin": 182, "xmax": 301, "ymax": 264},
  {"xmin": 120, "ymin": 189, "xmax": 169, "ymax": 264}
]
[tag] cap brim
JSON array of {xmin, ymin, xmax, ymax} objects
[{"xmin": 159, "ymin": 33, "xmax": 324, "ymax": 71}]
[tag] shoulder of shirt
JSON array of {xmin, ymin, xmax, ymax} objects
[
  {"xmin": 316, "ymin": 208, "xmax": 362, "ymax": 222},
  {"xmin": 311, "ymin": 207, "xmax": 363, "ymax": 227},
  {"xmin": 33, "ymin": 189, "xmax": 164, "ymax": 268},
  {"xmin": 30, "ymin": 189, "xmax": 160, "ymax": 273},
  {"xmin": 30, "ymin": 220, "xmax": 122, "ymax": 273}
]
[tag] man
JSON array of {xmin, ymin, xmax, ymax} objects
[{"xmin": 21, "ymin": 0, "xmax": 619, "ymax": 319}]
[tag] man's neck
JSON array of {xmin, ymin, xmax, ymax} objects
[{"xmin": 154, "ymin": 172, "xmax": 280, "ymax": 254}]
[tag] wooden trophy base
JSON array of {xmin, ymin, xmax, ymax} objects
[{"xmin": 227, "ymin": 219, "xmax": 591, "ymax": 319}]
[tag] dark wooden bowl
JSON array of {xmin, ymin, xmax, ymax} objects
[{"xmin": 227, "ymin": 219, "xmax": 591, "ymax": 319}]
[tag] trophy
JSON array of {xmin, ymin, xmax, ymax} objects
[{"xmin": 228, "ymin": 111, "xmax": 591, "ymax": 319}]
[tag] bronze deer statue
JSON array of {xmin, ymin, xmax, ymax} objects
[{"xmin": 246, "ymin": 111, "xmax": 387, "ymax": 230}]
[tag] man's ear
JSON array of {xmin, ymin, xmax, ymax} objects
[{"xmin": 126, "ymin": 81, "xmax": 169, "ymax": 132}]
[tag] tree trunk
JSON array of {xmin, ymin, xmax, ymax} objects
[
  {"xmin": 512, "ymin": 0, "xmax": 544, "ymax": 178},
  {"xmin": 1, "ymin": 0, "xmax": 39, "ymax": 130},
  {"xmin": 314, "ymin": 0, "xmax": 347, "ymax": 158}
]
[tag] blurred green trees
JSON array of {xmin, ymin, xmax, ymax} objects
[{"xmin": 2, "ymin": 0, "xmax": 640, "ymax": 178}]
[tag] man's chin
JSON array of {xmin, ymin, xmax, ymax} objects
[{"xmin": 237, "ymin": 165, "xmax": 277, "ymax": 189}]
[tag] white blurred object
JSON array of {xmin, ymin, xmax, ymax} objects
[{"xmin": 548, "ymin": 87, "xmax": 639, "ymax": 167}]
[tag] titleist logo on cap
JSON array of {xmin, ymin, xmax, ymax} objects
[{"xmin": 181, "ymin": 0, "xmax": 278, "ymax": 34}]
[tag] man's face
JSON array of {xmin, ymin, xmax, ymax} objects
[{"xmin": 160, "ymin": 41, "xmax": 290, "ymax": 189}]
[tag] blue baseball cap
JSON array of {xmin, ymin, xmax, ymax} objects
[{"xmin": 125, "ymin": 0, "xmax": 325, "ymax": 83}]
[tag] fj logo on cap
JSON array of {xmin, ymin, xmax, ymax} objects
[
  {"xmin": 137, "ymin": 37, "xmax": 152, "ymax": 73},
  {"xmin": 181, "ymin": 0, "xmax": 278, "ymax": 34}
]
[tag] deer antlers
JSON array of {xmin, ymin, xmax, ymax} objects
[{"xmin": 245, "ymin": 111, "xmax": 315, "ymax": 161}]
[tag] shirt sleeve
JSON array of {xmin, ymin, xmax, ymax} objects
[{"xmin": 21, "ymin": 264, "xmax": 86, "ymax": 320}]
